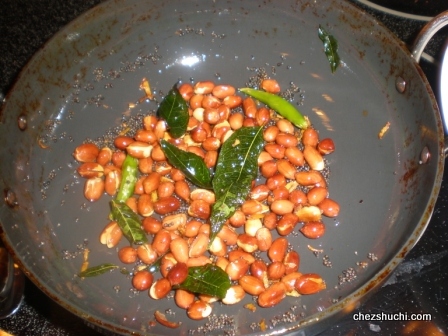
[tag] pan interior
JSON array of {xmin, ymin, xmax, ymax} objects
[{"xmin": 0, "ymin": 0, "xmax": 443, "ymax": 335}]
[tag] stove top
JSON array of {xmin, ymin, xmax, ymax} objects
[{"xmin": 1, "ymin": 1, "xmax": 448, "ymax": 335}]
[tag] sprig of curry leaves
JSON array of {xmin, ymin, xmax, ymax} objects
[
  {"xmin": 177, "ymin": 264, "xmax": 231, "ymax": 299},
  {"xmin": 160, "ymin": 139, "xmax": 212, "ymax": 189},
  {"xmin": 318, "ymin": 25, "xmax": 341, "ymax": 73},
  {"xmin": 157, "ymin": 84, "xmax": 189, "ymax": 138},
  {"xmin": 209, "ymin": 126, "xmax": 265, "ymax": 243}
]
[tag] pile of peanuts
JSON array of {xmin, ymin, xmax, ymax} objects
[{"xmin": 73, "ymin": 79, "xmax": 338, "ymax": 324}]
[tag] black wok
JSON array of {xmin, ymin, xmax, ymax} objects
[{"xmin": 0, "ymin": 0, "xmax": 445, "ymax": 335}]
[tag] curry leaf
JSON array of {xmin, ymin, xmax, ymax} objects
[
  {"xmin": 160, "ymin": 139, "xmax": 212, "ymax": 189},
  {"xmin": 318, "ymin": 25, "xmax": 341, "ymax": 73},
  {"xmin": 210, "ymin": 126, "xmax": 265, "ymax": 242},
  {"xmin": 157, "ymin": 85, "xmax": 189, "ymax": 138},
  {"xmin": 177, "ymin": 264, "xmax": 231, "ymax": 299},
  {"xmin": 110, "ymin": 200, "xmax": 148, "ymax": 245},
  {"xmin": 78, "ymin": 263, "xmax": 119, "ymax": 277}
]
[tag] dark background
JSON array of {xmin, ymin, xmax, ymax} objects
[{"xmin": 1, "ymin": 0, "xmax": 448, "ymax": 335}]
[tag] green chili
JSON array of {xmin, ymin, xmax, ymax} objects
[
  {"xmin": 115, "ymin": 154, "xmax": 139, "ymax": 202},
  {"xmin": 239, "ymin": 88, "xmax": 308, "ymax": 129}
]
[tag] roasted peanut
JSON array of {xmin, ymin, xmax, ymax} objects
[
  {"xmin": 270, "ymin": 200, "xmax": 294, "ymax": 215},
  {"xmin": 237, "ymin": 234, "xmax": 258, "ymax": 253},
  {"xmin": 258, "ymin": 282, "xmax": 287, "ymax": 308},
  {"xmin": 267, "ymin": 261, "xmax": 286, "ymax": 280},
  {"xmin": 276, "ymin": 159, "xmax": 296, "ymax": 179},
  {"xmin": 194, "ymin": 81, "xmax": 215, "ymax": 94},
  {"xmin": 187, "ymin": 300, "xmax": 212, "ymax": 320},
  {"xmin": 276, "ymin": 133, "xmax": 298, "ymax": 148},
  {"xmin": 175, "ymin": 289, "xmax": 195, "ymax": 309},
  {"xmin": 265, "ymin": 143, "xmax": 285, "ymax": 159},
  {"xmin": 242, "ymin": 97, "xmax": 257, "ymax": 118},
  {"xmin": 209, "ymin": 236, "xmax": 227, "ymax": 257},
  {"xmin": 96, "ymin": 147, "xmax": 112, "ymax": 166},
  {"xmin": 241, "ymin": 200, "xmax": 267, "ymax": 216},
  {"xmin": 189, "ymin": 233, "xmax": 209, "ymax": 258},
  {"xmin": 143, "ymin": 115, "xmax": 158, "ymax": 131},
  {"xmin": 289, "ymin": 189, "xmax": 308, "ymax": 206},
  {"xmin": 295, "ymin": 205, "xmax": 322, "ymax": 222},
  {"xmin": 169, "ymin": 238, "xmax": 189, "ymax": 264},
  {"xmin": 152, "ymin": 230, "xmax": 171, "ymax": 255},
  {"xmin": 132, "ymin": 270, "xmax": 153, "ymax": 291},
  {"xmin": 77, "ymin": 162, "xmax": 104, "ymax": 178},
  {"xmin": 261, "ymin": 78, "xmax": 281, "ymax": 93},
  {"xmin": 302, "ymin": 128, "xmax": 319, "ymax": 147},
  {"xmin": 300, "ymin": 221, "xmax": 326, "ymax": 239},
  {"xmin": 212, "ymin": 84, "xmax": 235, "ymax": 99},
  {"xmin": 263, "ymin": 212, "xmax": 278, "ymax": 230},
  {"xmin": 166, "ymin": 261, "xmax": 188, "ymax": 285},
  {"xmin": 143, "ymin": 172, "xmax": 161, "ymax": 194},
  {"xmin": 151, "ymin": 145, "xmax": 166, "ymax": 161},
  {"xmin": 137, "ymin": 194, "xmax": 154, "ymax": 217},
  {"xmin": 153, "ymin": 196, "xmax": 181, "ymax": 215},
  {"xmin": 285, "ymin": 147, "xmax": 304, "ymax": 166},
  {"xmin": 160, "ymin": 253, "xmax": 178, "ymax": 278},
  {"xmin": 228, "ymin": 112, "xmax": 244, "ymax": 130},
  {"xmin": 238, "ymin": 275, "xmax": 265, "ymax": 295},
  {"xmin": 142, "ymin": 217, "xmax": 162, "ymax": 234},
  {"xmin": 111, "ymin": 151, "xmax": 126, "ymax": 168},
  {"xmin": 256, "ymin": 107, "xmax": 270, "ymax": 126},
  {"xmin": 84, "ymin": 177, "xmax": 104, "ymax": 202},
  {"xmin": 318, "ymin": 198, "xmax": 340, "ymax": 217},
  {"xmin": 307, "ymin": 187, "xmax": 328, "ymax": 205},
  {"xmin": 276, "ymin": 213, "xmax": 300, "ymax": 236},
  {"xmin": 217, "ymin": 225, "xmax": 238, "ymax": 246},
  {"xmin": 188, "ymin": 199, "xmax": 211, "ymax": 219},
  {"xmin": 149, "ymin": 278, "xmax": 172, "ymax": 300},
  {"xmin": 118, "ymin": 246, "xmax": 138, "ymax": 264},
  {"xmin": 162, "ymin": 213, "xmax": 187, "ymax": 232},
  {"xmin": 135, "ymin": 129, "xmax": 157, "ymax": 144},
  {"xmin": 229, "ymin": 210, "xmax": 246, "ymax": 228},
  {"xmin": 179, "ymin": 82, "xmax": 194, "ymax": 100},
  {"xmin": 73, "ymin": 143, "xmax": 100, "ymax": 162},
  {"xmin": 223, "ymin": 95, "xmax": 243, "ymax": 109},
  {"xmin": 257, "ymin": 151, "xmax": 273, "ymax": 166},
  {"xmin": 222, "ymin": 285, "xmax": 245, "ymax": 305},
  {"xmin": 174, "ymin": 180, "xmax": 190, "ymax": 202},
  {"xmin": 228, "ymin": 250, "xmax": 255, "ymax": 264},
  {"xmin": 250, "ymin": 260, "xmax": 268, "ymax": 280},
  {"xmin": 266, "ymin": 174, "xmax": 287, "ymax": 190},
  {"xmin": 303, "ymin": 145, "xmax": 325, "ymax": 171},
  {"xmin": 114, "ymin": 136, "xmax": 134, "ymax": 150},
  {"xmin": 276, "ymin": 119, "xmax": 294, "ymax": 134},
  {"xmin": 295, "ymin": 171, "xmax": 326, "ymax": 188},
  {"xmin": 226, "ymin": 258, "xmax": 250, "ymax": 280},
  {"xmin": 268, "ymin": 237, "xmax": 288, "ymax": 262},
  {"xmin": 255, "ymin": 227, "xmax": 273, "ymax": 252},
  {"xmin": 182, "ymin": 220, "xmax": 201, "ymax": 238},
  {"xmin": 260, "ymin": 160, "xmax": 278, "ymax": 178},
  {"xmin": 281, "ymin": 272, "xmax": 303, "ymax": 292},
  {"xmin": 284, "ymin": 250, "xmax": 300, "ymax": 275},
  {"xmin": 100, "ymin": 221, "xmax": 123, "ymax": 248},
  {"xmin": 318, "ymin": 138, "xmax": 335, "ymax": 155},
  {"xmin": 104, "ymin": 170, "xmax": 121, "ymax": 196},
  {"xmin": 245, "ymin": 218, "xmax": 263, "ymax": 237},
  {"xmin": 137, "ymin": 243, "xmax": 158, "ymax": 265},
  {"xmin": 295, "ymin": 273, "xmax": 326, "ymax": 295}
]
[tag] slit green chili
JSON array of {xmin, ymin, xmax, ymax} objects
[
  {"xmin": 115, "ymin": 154, "xmax": 139, "ymax": 202},
  {"xmin": 239, "ymin": 88, "xmax": 308, "ymax": 129}
]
